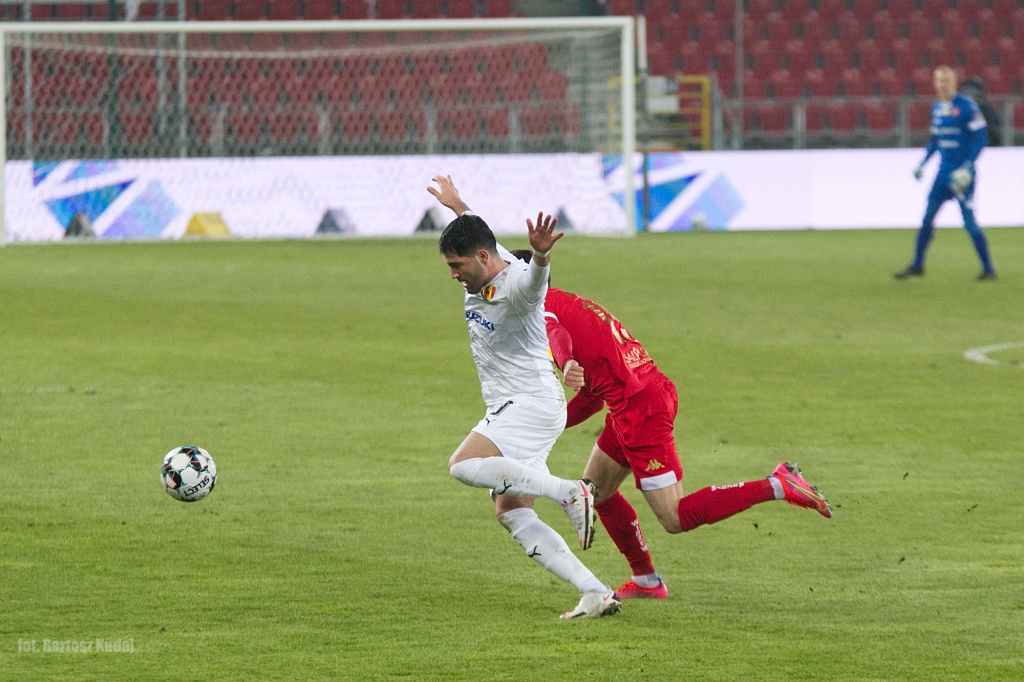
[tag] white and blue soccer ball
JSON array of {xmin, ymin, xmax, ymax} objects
[{"xmin": 161, "ymin": 445, "xmax": 217, "ymax": 502}]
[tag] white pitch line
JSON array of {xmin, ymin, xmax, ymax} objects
[{"xmin": 963, "ymin": 342, "xmax": 1024, "ymax": 367}]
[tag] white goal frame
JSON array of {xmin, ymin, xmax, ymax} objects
[{"xmin": 0, "ymin": 16, "xmax": 637, "ymax": 243}]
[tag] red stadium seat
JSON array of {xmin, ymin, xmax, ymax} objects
[
  {"xmin": 519, "ymin": 106, "xmax": 552, "ymax": 137},
  {"xmin": 37, "ymin": 112, "xmax": 79, "ymax": 144},
  {"xmin": 268, "ymin": 111, "xmax": 317, "ymax": 144},
  {"xmin": 862, "ymin": 102, "xmax": 896, "ymax": 131},
  {"xmin": 410, "ymin": 0, "xmax": 441, "ymax": 18},
  {"xmin": 446, "ymin": 0, "xmax": 476, "ymax": 18},
  {"xmin": 79, "ymin": 113, "xmax": 106, "ymax": 145},
  {"xmin": 194, "ymin": 0, "xmax": 231, "ymax": 19},
  {"xmin": 232, "ymin": 1, "xmax": 264, "ymax": 20},
  {"xmin": 479, "ymin": 0, "xmax": 512, "ymax": 18},
  {"xmin": 828, "ymin": 105, "xmax": 858, "ymax": 133},
  {"xmin": 768, "ymin": 69, "xmax": 801, "ymax": 99},
  {"xmin": 464, "ymin": 74, "xmax": 497, "ymax": 105},
  {"xmin": 536, "ymin": 71, "xmax": 568, "ymax": 101},
  {"xmin": 750, "ymin": 104, "xmax": 791, "ymax": 135},
  {"xmin": 339, "ymin": 111, "xmax": 373, "ymax": 142},
  {"xmin": 907, "ymin": 102, "xmax": 933, "ymax": 132},
  {"xmin": 804, "ymin": 104, "xmax": 828, "ymax": 132},
  {"xmin": 440, "ymin": 108, "xmax": 479, "ymax": 140},
  {"xmin": 228, "ymin": 112, "xmax": 263, "ymax": 145},
  {"xmin": 480, "ymin": 108, "xmax": 510, "ymax": 139},
  {"xmin": 375, "ymin": 0, "xmax": 405, "ymax": 19},
  {"xmin": 499, "ymin": 73, "xmax": 532, "ymax": 103},
  {"xmin": 873, "ymin": 68, "xmax": 905, "ymax": 97},
  {"xmin": 839, "ymin": 68, "xmax": 871, "ymax": 97},
  {"xmin": 121, "ymin": 112, "xmax": 156, "ymax": 145},
  {"xmin": 427, "ymin": 74, "xmax": 461, "ymax": 106}
]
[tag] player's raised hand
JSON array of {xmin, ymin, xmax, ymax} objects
[
  {"xmin": 562, "ymin": 359, "xmax": 585, "ymax": 391},
  {"xmin": 427, "ymin": 175, "xmax": 471, "ymax": 215},
  {"xmin": 526, "ymin": 212, "xmax": 563, "ymax": 258}
]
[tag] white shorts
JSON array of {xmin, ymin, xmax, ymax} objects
[{"xmin": 471, "ymin": 394, "xmax": 566, "ymax": 472}]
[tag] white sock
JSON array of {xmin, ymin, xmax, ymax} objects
[
  {"xmin": 632, "ymin": 573, "xmax": 662, "ymax": 588},
  {"xmin": 499, "ymin": 508, "xmax": 607, "ymax": 594},
  {"xmin": 768, "ymin": 476, "xmax": 785, "ymax": 500},
  {"xmin": 451, "ymin": 457, "xmax": 576, "ymax": 504}
]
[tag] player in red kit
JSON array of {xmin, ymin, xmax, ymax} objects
[{"xmin": 512, "ymin": 251, "xmax": 833, "ymax": 600}]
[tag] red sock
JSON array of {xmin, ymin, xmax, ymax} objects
[
  {"xmin": 677, "ymin": 479, "xmax": 775, "ymax": 532},
  {"xmin": 595, "ymin": 492, "xmax": 656, "ymax": 577}
]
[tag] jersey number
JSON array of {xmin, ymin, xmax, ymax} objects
[{"xmin": 583, "ymin": 301, "xmax": 635, "ymax": 345}]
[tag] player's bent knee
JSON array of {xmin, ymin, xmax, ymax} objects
[
  {"xmin": 656, "ymin": 515, "xmax": 685, "ymax": 534},
  {"xmin": 449, "ymin": 457, "xmax": 483, "ymax": 485}
]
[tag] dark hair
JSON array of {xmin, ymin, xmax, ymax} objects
[
  {"xmin": 438, "ymin": 214, "xmax": 497, "ymax": 256},
  {"xmin": 961, "ymin": 76, "xmax": 987, "ymax": 101}
]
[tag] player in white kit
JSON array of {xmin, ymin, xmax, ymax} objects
[{"xmin": 429, "ymin": 175, "xmax": 621, "ymax": 619}]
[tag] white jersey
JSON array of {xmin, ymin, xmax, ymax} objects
[{"xmin": 463, "ymin": 243, "xmax": 564, "ymax": 408}]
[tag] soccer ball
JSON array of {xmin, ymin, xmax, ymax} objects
[{"xmin": 161, "ymin": 445, "xmax": 217, "ymax": 502}]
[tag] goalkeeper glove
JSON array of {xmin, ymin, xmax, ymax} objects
[
  {"xmin": 913, "ymin": 165, "xmax": 923, "ymax": 181},
  {"xmin": 949, "ymin": 162, "xmax": 974, "ymax": 194}
]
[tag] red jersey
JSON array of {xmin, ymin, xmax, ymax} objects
[{"xmin": 544, "ymin": 288, "xmax": 664, "ymax": 427}]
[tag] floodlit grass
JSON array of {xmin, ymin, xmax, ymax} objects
[{"xmin": 2, "ymin": 228, "xmax": 1023, "ymax": 681}]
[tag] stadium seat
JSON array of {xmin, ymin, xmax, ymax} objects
[
  {"xmin": 268, "ymin": 111, "xmax": 316, "ymax": 144},
  {"xmin": 427, "ymin": 74, "xmax": 461, "ymax": 106},
  {"xmin": 804, "ymin": 104, "xmax": 828, "ymax": 133},
  {"xmin": 839, "ymin": 68, "xmax": 871, "ymax": 97},
  {"xmin": 479, "ymin": 0, "xmax": 512, "ymax": 18},
  {"xmin": 232, "ymin": 1, "xmax": 265, "ymax": 20},
  {"xmin": 194, "ymin": 0, "xmax": 231, "ymax": 19},
  {"xmin": 121, "ymin": 112, "xmax": 157, "ymax": 145},
  {"xmin": 446, "ymin": 0, "xmax": 476, "ymax": 18},
  {"xmin": 862, "ymin": 102, "xmax": 896, "ymax": 131},
  {"xmin": 767, "ymin": 69, "xmax": 801, "ymax": 99},
  {"xmin": 375, "ymin": 0, "xmax": 405, "ymax": 19},
  {"xmin": 80, "ymin": 113, "xmax": 106, "ymax": 145},
  {"xmin": 907, "ymin": 102, "xmax": 933, "ymax": 132},
  {"xmin": 440, "ymin": 108, "xmax": 479, "ymax": 140},
  {"xmin": 873, "ymin": 68, "xmax": 904, "ymax": 97},
  {"xmin": 536, "ymin": 71, "xmax": 568, "ymax": 101},
  {"xmin": 228, "ymin": 111, "xmax": 263, "ymax": 145},
  {"xmin": 827, "ymin": 105, "xmax": 858, "ymax": 134},
  {"xmin": 303, "ymin": 0, "xmax": 338, "ymax": 19},
  {"xmin": 410, "ymin": 0, "xmax": 442, "ymax": 18},
  {"xmin": 480, "ymin": 108, "xmax": 510, "ymax": 139},
  {"xmin": 748, "ymin": 104, "xmax": 791, "ymax": 135},
  {"xmin": 519, "ymin": 106, "xmax": 553, "ymax": 138},
  {"xmin": 339, "ymin": 111, "xmax": 373, "ymax": 142},
  {"xmin": 37, "ymin": 112, "xmax": 79, "ymax": 145}
]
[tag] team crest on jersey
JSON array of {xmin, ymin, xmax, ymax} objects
[{"xmin": 480, "ymin": 284, "xmax": 496, "ymax": 301}]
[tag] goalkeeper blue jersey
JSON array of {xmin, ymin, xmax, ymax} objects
[{"xmin": 925, "ymin": 92, "xmax": 988, "ymax": 174}]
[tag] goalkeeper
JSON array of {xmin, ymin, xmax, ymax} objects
[{"xmin": 895, "ymin": 65, "xmax": 996, "ymax": 281}]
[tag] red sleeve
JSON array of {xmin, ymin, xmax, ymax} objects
[
  {"xmin": 545, "ymin": 312, "xmax": 574, "ymax": 371},
  {"xmin": 566, "ymin": 392, "xmax": 604, "ymax": 428}
]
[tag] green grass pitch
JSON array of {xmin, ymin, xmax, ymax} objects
[{"xmin": 2, "ymin": 228, "xmax": 1023, "ymax": 681}]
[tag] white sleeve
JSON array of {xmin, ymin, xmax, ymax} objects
[{"xmin": 496, "ymin": 241, "xmax": 520, "ymax": 262}]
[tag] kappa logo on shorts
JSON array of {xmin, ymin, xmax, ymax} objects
[{"xmin": 645, "ymin": 460, "xmax": 665, "ymax": 472}]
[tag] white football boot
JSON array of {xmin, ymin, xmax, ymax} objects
[
  {"xmin": 562, "ymin": 479, "xmax": 596, "ymax": 550},
  {"xmin": 560, "ymin": 590, "xmax": 622, "ymax": 619}
]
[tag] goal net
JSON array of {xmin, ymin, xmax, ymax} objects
[{"xmin": 1, "ymin": 18, "xmax": 636, "ymax": 242}]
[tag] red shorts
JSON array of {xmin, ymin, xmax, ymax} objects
[{"xmin": 596, "ymin": 377, "xmax": 683, "ymax": 491}]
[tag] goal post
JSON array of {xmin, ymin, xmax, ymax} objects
[{"xmin": 1, "ymin": 17, "xmax": 637, "ymax": 242}]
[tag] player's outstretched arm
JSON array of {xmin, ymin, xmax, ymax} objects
[
  {"xmin": 526, "ymin": 212, "xmax": 563, "ymax": 267},
  {"xmin": 427, "ymin": 175, "xmax": 472, "ymax": 216}
]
